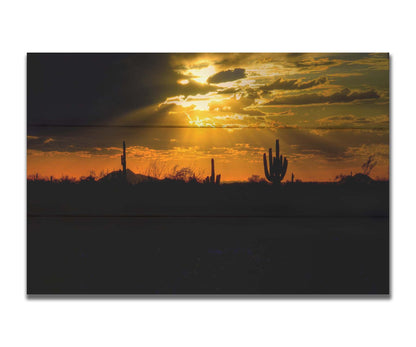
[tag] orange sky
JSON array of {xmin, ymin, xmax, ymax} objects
[
  {"xmin": 27, "ymin": 53, "xmax": 389, "ymax": 182},
  {"xmin": 27, "ymin": 150, "xmax": 389, "ymax": 182},
  {"xmin": 27, "ymin": 127, "xmax": 389, "ymax": 182}
]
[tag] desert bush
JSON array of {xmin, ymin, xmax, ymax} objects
[
  {"xmin": 168, "ymin": 166, "xmax": 203, "ymax": 183},
  {"xmin": 248, "ymin": 175, "xmax": 266, "ymax": 183}
]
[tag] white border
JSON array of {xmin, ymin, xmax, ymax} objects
[{"xmin": 1, "ymin": 1, "xmax": 416, "ymax": 346}]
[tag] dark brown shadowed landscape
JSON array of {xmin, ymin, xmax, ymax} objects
[{"xmin": 27, "ymin": 143, "xmax": 389, "ymax": 294}]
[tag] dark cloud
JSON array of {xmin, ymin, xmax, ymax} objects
[
  {"xmin": 217, "ymin": 87, "xmax": 240, "ymax": 94},
  {"xmin": 265, "ymin": 88, "xmax": 380, "ymax": 106},
  {"xmin": 295, "ymin": 58, "xmax": 340, "ymax": 69},
  {"xmin": 323, "ymin": 115, "xmax": 356, "ymax": 121},
  {"xmin": 178, "ymin": 80, "xmax": 217, "ymax": 95},
  {"xmin": 318, "ymin": 114, "xmax": 389, "ymax": 128},
  {"xmin": 261, "ymin": 76, "xmax": 328, "ymax": 91},
  {"xmin": 244, "ymin": 88, "xmax": 260, "ymax": 99},
  {"xmin": 28, "ymin": 53, "xmax": 217, "ymax": 126},
  {"xmin": 277, "ymin": 128, "xmax": 388, "ymax": 161},
  {"xmin": 207, "ymin": 68, "xmax": 246, "ymax": 84},
  {"xmin": 27, "ymin": 124, "xmax": 194, "ymax": 154}
]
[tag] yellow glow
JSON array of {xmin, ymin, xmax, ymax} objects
[
  {"xmin": 183, "ymin": 100, "xmax": 210, "ymax": 111},
  {"xmin": 185, "ymin": 113, "xmax": 214, "ymax": 127},
  {"xmin": 180, "ymin": 94, "xmax": 217, "ymax": 111},
  {"xmin": 186, "ymin": 65, "xmax": 216, "ymax": 84},
  {"xmin": 177, "ymin": 79, "xmax": 189, "ymax": 85},
  {"xmin": 164, "ymin": 93, "xmax": 225, "ymax": 112}
]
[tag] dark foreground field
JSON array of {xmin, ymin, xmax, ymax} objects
[
  {"xmin": 28, "ymin": 180, "xmax": 389, "ymax": 217},
  {"xmin": 27, "ymin": 181, "xmax": 389, "ymax": 294}
]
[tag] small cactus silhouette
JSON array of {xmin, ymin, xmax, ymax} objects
[
  {"xmin": 204, "ymin": 158, "xmax": 221, "ymax": 184},
  {"xmin": 263, "ymin": 139, "xmax": 288, "ymax": 184}
]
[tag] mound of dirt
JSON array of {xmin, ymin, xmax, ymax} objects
[{"xmin": 99, "ymin": 169, "xmax": 158, "ymax": 184}]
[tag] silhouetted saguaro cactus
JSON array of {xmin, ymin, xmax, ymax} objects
[
  {"xmin": 263, "ymin": 139, "xmax": 288, "ymax": 184},
  {"xmin": 121, "ymin": 141, "xmax": 127, "ymax": 176},
  {"xmin": 215, "ymin": 173, "xmax": 221, "ymax": 185},
  {"xmin": 204, "ymin": 158, "xmax": 221, "ymax": 184}
]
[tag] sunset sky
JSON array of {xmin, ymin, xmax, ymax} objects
[{"xmin": 27, "ymin": 53, "xmax": 389, "ymax": 182}]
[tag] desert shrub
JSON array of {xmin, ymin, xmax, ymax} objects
[
  {"xmin": 168, "ymin": 166, "xmax": 203, "ymax": 183},
  {"xmin": 145, "ymin": 161, "xmax": 168, "ymax": 179},
  {"xmin": 248, "ymin": 174, "xmax": 266, "ymax": 183}
]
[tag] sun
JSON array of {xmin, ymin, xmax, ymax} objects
[{"xmin": 186, "ymin": 65, "xmax": 216, "ymax": 84}]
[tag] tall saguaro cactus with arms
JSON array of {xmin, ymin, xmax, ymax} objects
[{"xmin": 263, "ymin": 139, "xmax": 288, "ymax": 184}]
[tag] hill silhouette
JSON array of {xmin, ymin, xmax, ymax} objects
[
  {"xmin": 337, "ymin": 173, "xmax": 375, "ymax": 184},
  {"xmin": 99, "ymin": 169, "xmax": 158, "ymax": 185}
]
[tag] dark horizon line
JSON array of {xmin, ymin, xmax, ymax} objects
[
  {"xmin": 27, "ymin": 124, "xmax": 388, "ymax": 130},
  {"xmin": 27, "ymin": 176, "xmax": 389, "ymax": 183}
]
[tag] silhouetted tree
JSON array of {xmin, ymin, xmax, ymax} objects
[{"xmin": 361, "ymin": 155, "xmax": 377, "ymax": 176}]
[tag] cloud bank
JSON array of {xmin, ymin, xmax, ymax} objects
[
  {"xmin": 265, "ymin": 88, "xmax": 380, "ymax": 106},
  {"xmin": 261, "ymin": 77, "xmax": 328, "ymax": 91},
  {"xmin": 207, "ymin": 68, "xmax": 246, "ymax": 84}
]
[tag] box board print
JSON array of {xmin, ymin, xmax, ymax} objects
[{"xmin": 27, "ymin": 53, "xmax": 389, "ymax": 294}]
